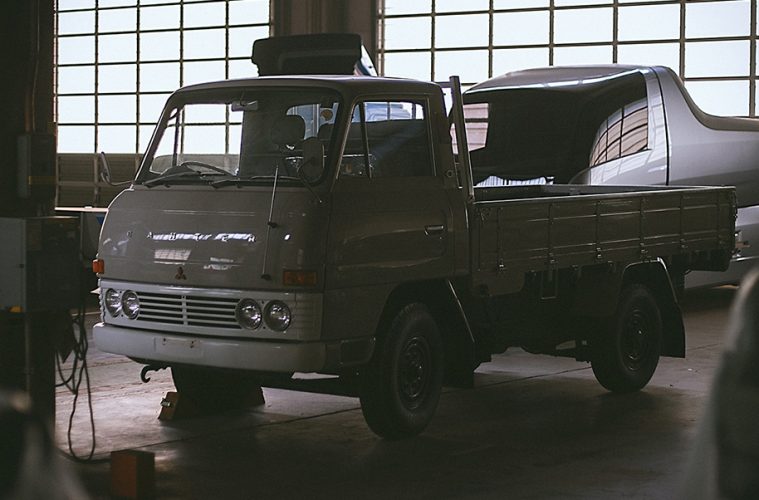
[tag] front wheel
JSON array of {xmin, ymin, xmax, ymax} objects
[
  {"xmin": 591, "ymin": 284, "xmax": 663, "ymax": 393},
  {"xmin": 359, "ymin": 303, "xmax": 444, "ymax": 439}
]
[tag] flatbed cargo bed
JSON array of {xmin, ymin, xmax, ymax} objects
[{"xmin": 471, "ymin": 184, "xmax": 735, "ymax": 295}]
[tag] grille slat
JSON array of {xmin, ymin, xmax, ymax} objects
[
  {"xmin": 187, "ymin": 311, "xmax": 237, "ymax": 320},
  {"xmin": 183, "ymin": 304, "xmax": 237, "ymax": 313},
  {"xmin": 134, "ymin": 292, "xmax": 241, "ymax": 330},
  {"xmin": 186, "ymin": 298, "xmax": 238, "ymax": 306}
]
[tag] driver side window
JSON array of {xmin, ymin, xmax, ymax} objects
[{"xmin": 339, "ymin": 100, "xmax": 434, "ymax": 178}]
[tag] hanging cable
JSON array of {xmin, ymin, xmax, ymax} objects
[{"xmin": 55, "ymin": 269, "xmax": 107, "ymax": 464}]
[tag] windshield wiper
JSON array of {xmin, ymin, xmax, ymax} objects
[
  {"xmin": 210, "ymin": 175, "xmax": 279, "ymax": 188},
  {"xmin": 142, "ymin": 170, "xmax": 230, "ymax": 187},
  {"xmin": 211, "ymin": 174, "xmax": 322, "ymax": 204}
]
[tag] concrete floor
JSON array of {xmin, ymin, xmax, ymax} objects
[{"xmin": 54, "ymin": 286, "xmax": 736, "ymax": 499}]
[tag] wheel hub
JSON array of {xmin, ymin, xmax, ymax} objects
[
  {"xmin": 622, "ymin": 310, "xmax": 651, "ymax": 370},
  {"xmin": 399, "ymin": 336, "xmax": 431, "ymax": 407}
]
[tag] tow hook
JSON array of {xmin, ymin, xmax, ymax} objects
[{"xmin": 140, "ymin": 364, "xmax": 168, "ymax": 383}]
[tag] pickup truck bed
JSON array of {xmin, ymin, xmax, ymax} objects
[{"xmin": 471, "ymin": 184, "xmax": 735, "ymax": 295}]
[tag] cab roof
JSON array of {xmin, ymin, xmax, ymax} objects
[
  {"xmin": 468, "ymin": 64, "xmax": 653, "ymax": 94},
  {"xmin": 174, "ymin": 75, "xmax": 441, "ymax": 97}
]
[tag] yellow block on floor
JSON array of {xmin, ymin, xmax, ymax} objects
[{"xmin": 110, "ymin": 449, "xmax": 155, "ymax": 499}]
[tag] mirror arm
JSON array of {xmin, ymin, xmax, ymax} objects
[{"xmin": 99, "ymin": 152, "xmax": 132, "ymax": 187}]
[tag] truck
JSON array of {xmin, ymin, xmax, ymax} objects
[
  {"xmin": 92, "ymin": 40, "xmax": 736, "ymax": 439},
  {"xmin": 460, "ymin": 65, "xmax": 758, "ymax": 288}
]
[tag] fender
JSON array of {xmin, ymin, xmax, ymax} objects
[
  {"xmin": 375, "ymin": 279, "xmax": 477, "ymax": 387},
  {"xmin": 572, "ymin": 259, "xmax": 685, "ymax": 358}
]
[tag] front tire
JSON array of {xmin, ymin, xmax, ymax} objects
[
  {"xmin": 359, "ymin": 303, "xmax": 444, "ymax": 439},
  {"xmin": 591, "ymin": 284, "xmax": 662, "ymax": 393}
]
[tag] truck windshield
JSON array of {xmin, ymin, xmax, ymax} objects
[{"xmin": 136, "ymin": 88, "xmax": 341, "ymax": 186}]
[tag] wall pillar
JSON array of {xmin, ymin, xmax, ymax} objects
[
  {"xmin": 0, "ymin": 0, "xmax": 55, "ymax": 218},
  {"xmin": 272, "ymin": 0, "xmax": 378, "ymax": 62}
]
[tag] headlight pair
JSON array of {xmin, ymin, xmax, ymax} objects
[
  {"xmin": 104, "ymin": 288, "xmax": 140, "ymax": 319},
  {"xmin": 235, "ymin": 299, "xmax": 291, "ymax": 332}
]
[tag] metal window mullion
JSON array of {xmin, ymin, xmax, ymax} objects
[
  {"xmin": 678, "ymin": 0, "xmax": 685, "ymax": 79},
  {"xmin": 431, "ymin": 1, "xmax": 436, "ymax": 82},
  {"xmin": 94, "ymin": 0, "xmax": 101, "ymax": 206},
  {"xmin": 225, "ymin": 0, "xmax": 230, "ymax": 154},
  {"xmin": 135, "ymin": 0, "xmax": 142, "ymax": 160},
  {"xmin": 750, "ymin": 0, "xmax": 757, "ymax": 117},
  {"xmin": 488, "ymin": 0, "xmax": 494, "ymax": 78},
  {"xmin": 379, "ymin": 0, "xmax": 386, "ymax": 76},
  {"xmin": 612, "ymin": 0, "xmax": 619, "ymax": 63},
  {"xmin": 179, "ymin": 0, "xmax": 185, "ymax": 155},
  {"xmin": 549, "ymin": 0, "xmax": 555, "ymax": 66},
  {"xmin": 179, "ymin": 0, "xmax": 185, "ymax": 88}
]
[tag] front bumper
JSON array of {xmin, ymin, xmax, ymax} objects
[{"xmin": 93, "ymin": 323, "xmax": 374, "ymax": 373}]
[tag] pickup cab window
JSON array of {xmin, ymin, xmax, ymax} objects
[
  {"xmin": 589, "ymin": 97, "xmax": 648, "ymax": 167},
  {"xmin": 338, "ymin": 100, "xmax": 434, "ymax": 178},
  {"xmin": 136, "ymin": 89, "xmax": 341, "ymax": 186}
]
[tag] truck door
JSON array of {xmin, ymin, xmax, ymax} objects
[{"xmin": 327, "ymin": 99, "xmax": 455, "ymax": 288}]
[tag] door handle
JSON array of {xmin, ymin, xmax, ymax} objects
[{"xmin": 424, "ymin": 224, "xmax": 445, "ymax": 236}]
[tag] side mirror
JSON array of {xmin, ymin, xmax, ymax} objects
[
  {"xmin": 99, "ymin": 152, "xmax": 132, "ymax": 187},
  {"xmin": 298, "ymin": 137, "xmax": 325, "ymax": 182}
]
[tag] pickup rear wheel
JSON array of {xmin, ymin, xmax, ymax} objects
[
  {"xmin": 171, "ymin": 365, "xmax": 261, "ymax": 411},
  {"xmin": 359, "ymin": 303, "xmax": 444, "ymax": 439},
  {"xmin": 591, "ymin": 284, "xmax": 662, "ymax": 393}
]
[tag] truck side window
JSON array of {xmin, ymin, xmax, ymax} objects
[
  {"xmin": 590, "ymin": 97, "xmax": 648, "ymax": 167},
  {"xmin": 340, "ymin": 100, "xmax": 433, "ymax": 178}
]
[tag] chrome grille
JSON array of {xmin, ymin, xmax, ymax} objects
[{"xmin": 136, "ymin": 292, "xmax": 240, "ymax": 330}]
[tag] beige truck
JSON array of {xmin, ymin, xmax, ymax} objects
[{"xmin": 92, "ymin": 70, "xmax": 735, "ymax": 439}]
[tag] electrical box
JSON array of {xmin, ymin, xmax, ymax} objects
[
  {"xmin": 17, "ymin": 133, "xmax": 56, "ymax": 200},
  {"xmin": 0, "ymin": 217, "xmax": 80, "ymax": 312}
]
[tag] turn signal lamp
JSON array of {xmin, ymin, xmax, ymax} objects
[
  {"xmin": 92, "ymin": 259, "xmax": 105, "ymax": 274},
  {"xmin": 283, "ymin": 270, "xmax": 317, "ymax": 287}
]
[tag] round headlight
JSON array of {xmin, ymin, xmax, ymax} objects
[
  {"xmin": 236, "ymin": 298, "xmax": 262, "ymax": 330},
  {"xmin": 264, "ymin": 301, "xmax": 291, "ymax": 331},
  {"xmin": 104, "ymin": 289, "xmax": 122, "ymax": 317},
  {"xmin": 121, "ymin": 290, "xmax": 140, "ymax": 319}
]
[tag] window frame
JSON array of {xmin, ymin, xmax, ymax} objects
[
  {"xmin": 378, "ymin": 0, "xmax": 758, "ymax": 118},
  {"xmin": 339, "ymin": 96, "xmax": 437, "ymax": 180}
]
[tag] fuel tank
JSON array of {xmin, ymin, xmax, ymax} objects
[{"xmin": 98, "ymin": 185, "xmax": 328, "ymax": 290}]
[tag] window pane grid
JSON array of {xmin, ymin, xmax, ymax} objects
[
  {"xmin": 379, "ymin": 0, "xmax": 758, "ymax": 117},
  {"xmin": 55, "ymin": 0, "xmax": 271, "ymax": 156}
]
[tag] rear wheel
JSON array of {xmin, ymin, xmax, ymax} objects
[
  {"xmin": 359, "ymin": 303, "xmax": 444, "ymax": 439},
  {"xmin": 171, "ymin": 365, "xmax": 261, "ymax": 410},
  {"xmin": 591, "ymin": 284, "xmax": 662, "ymax": 393}
]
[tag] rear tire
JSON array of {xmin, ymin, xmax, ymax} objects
[
  {"xmin": 591, "ymin": 284, "xmax": 662, "ymax": 393},
  {"xmin": 171, "ymin": 365, "xmax": 261, "ymax": 410},
  {"xmin": 359, "ymin": 303, "xmax": 444, "ymax": 439}
]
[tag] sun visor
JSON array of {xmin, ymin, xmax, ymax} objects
[{"xmin": 252, "ymin": 33, "xmax": 368, "ymax": 76}]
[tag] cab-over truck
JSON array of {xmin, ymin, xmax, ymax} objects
[{"xmin": 93, "ymin": 71, "xmax": 735, "ymax": 438}]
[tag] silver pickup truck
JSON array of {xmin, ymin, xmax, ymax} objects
[{"xmin": 463, "ymin": 65, "xmax": 758, "ymax": 288}]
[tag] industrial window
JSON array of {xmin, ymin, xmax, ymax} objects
[
  {"xmin": 54, "ymin": 0, "xmax": 270, "ymax": 206},
  {"xmin": 378, "ymin": 0, "xmax": 758, "ymax": 118}
]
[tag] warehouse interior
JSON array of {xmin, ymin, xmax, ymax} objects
[{"xmin": 1, "ymin": 1, "xmax": 759, "ymax": 499}]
